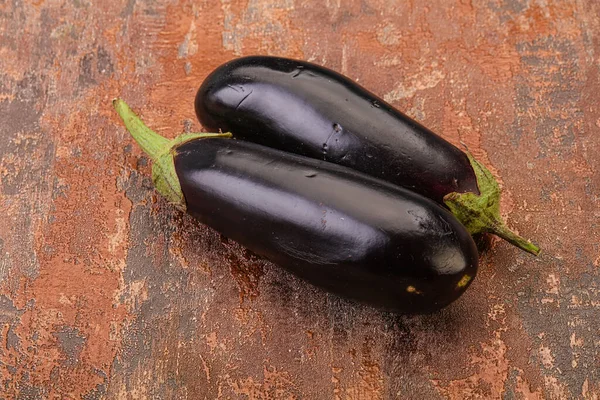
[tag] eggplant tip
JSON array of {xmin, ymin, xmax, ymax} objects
[{"xmin": 456, "ymin": 274, "xmax": 472, "ymax": 288}]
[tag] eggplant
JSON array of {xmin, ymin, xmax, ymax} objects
[
  {"xmin": 114, "ymin": 99, "xmax": 478, "ymax": 313},
  {"xmin": 194, "ymin": 56, "xmax": 540, "ymax": 255}
]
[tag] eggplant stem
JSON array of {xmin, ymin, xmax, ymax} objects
[
  {"xmin": 489, "ymin": 221, "xmax": 540, "ymax": 256},
  {"xmin": 113, "ymin": 99, "xmax": 170, "ymax": 162},
  {"xmin": 444, "ymin": 153, "xmax": 540, "ymax": 256},
  {"xmin": 113, "ymin": 98, "xmax": 232, "ymax": 209}
]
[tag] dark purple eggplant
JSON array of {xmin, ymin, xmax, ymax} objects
[
  {"xmin": 194, "ymin": 56, "xmax": 539, "ymax": 255},
  {"xmin": 114, "ymin": 99, "xmax": 478, "ymax": 314}
]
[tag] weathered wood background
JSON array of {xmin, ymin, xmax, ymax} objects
[{"xmin": 1, "ymin": 0, "xmax": 599, "ymax": 398}]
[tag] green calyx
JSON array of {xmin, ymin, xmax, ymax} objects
[
  {"xmin": 113, "ymin": 98, "xmax": 232, "ymax": 210},
  {"xmin": 443, "ymin": 152, "xmax": 540, "ymax": 256}
]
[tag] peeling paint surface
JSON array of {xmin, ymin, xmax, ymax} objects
[{"xmin": 1, "ymin": 0, "xmax": 599, "ymax": 398}]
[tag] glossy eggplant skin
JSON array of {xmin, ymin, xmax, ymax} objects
[
  {"xmin": 173, "ymin": 138, "xmax": 478, "ymax": 313},
  {"xmin": 195, "ymin": 56, "xmax": 479, "ymax": 205}
]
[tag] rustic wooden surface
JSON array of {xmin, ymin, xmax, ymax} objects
[{"xmin": 1, "ymin": 0, "xmax": 599, "ymax": 398}]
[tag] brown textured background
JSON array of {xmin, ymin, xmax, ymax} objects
[{"xmin": 0, "ymin": 0, "xmax": 599, "ymax": 398}]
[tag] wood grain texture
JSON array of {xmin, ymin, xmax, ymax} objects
[{"xmin": 0, "ymin": 0, "xmax": 599, "ymax": 398}]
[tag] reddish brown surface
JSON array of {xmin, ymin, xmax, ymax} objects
[{"xmin": 1, "ymin": 0, "xmax": 599, "ymax": 398}]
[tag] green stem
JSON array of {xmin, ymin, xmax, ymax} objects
[
  {"xmin": 490, "ymin": 222, "xmax": 540, "ymax": 256},
  {"xmin": 113, "ymin": 98, "xmax": 232, "ymax": 210},
  {"xmin": 113, "ymin": 99, "xmax": 169, "ymax": 162},
  {"xmin": 444, "ymin": 153, "xmax": 540, "ymax": 256}
]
